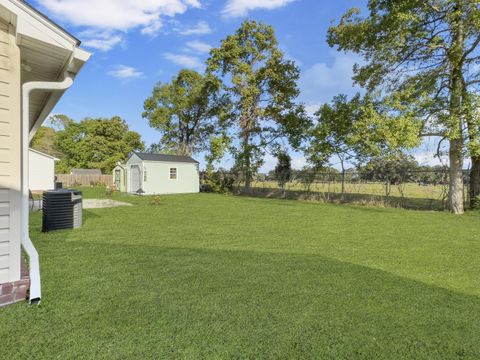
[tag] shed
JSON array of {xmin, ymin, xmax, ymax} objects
[
  {"xmin": 0, "ymin": 0, "xmax": 90, "ymax": 306},
  {"xmin": 125, "ymin": 152, "xmax": 200, "ymax": 195},
  {"xmin": 28, "ymin": 148, "xmax": 58, "ymax": 191},
  {"xmin": 113, "ymin": 163, "xmax": 127, "ymax": 192}
]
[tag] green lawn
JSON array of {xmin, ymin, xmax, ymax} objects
[{"xmin": 1, "ymin": 189, "xmax": 480, "ymax": 359}]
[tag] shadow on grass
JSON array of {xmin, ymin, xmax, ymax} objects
[
  {"xmin": 82, "ymin": 209, "xmax": 101, "ymax": 224},
  {"xmin": 2, "ymin": 238, "xmax": 480, "ymax": 359}
]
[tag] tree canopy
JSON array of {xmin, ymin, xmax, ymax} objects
[
  {"xmin": 30, "ymin": 126, "xmax": 61, "ymax": 158},
  {"xmin": 54, "ymin": 116, "xmax": 144, "ymax": 173},
  {"xmin": 328, "ymin": 0, "xmax": 480, "ymax": 213},
  {"xmin": 207, "ymin": 20, "xmax": 308, "ymax": 188},
  {"xmin": 274, "ymin": 150, "xmax": 292, "ymax": 188},
  {"xmin": 143, "ymin": 69, "xmax": 229, "ymax": 156}
]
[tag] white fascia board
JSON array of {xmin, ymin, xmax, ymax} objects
[{"xmin": 1, "ymin": 0, "xmax": 79, "ymax": 50}]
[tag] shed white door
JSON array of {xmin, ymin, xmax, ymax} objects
[{"xmin": 130, "ymin": 165, "xmax": 141, "ymax": 193}]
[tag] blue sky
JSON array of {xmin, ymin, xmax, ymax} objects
[{"xmin": 30, "ymin": 0, "xmax": 447, "ymax": 170}]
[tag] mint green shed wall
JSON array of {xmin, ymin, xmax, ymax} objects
[
  {"xmin": 143, "ymin": 161, "xmax": 199, "ymax": 195},
  {"xmin": 125, "ymin": 153, "xmax": 199, "ymax": 195}
]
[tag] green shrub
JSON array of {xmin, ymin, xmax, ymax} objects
[
  {"xmin": 151, "ymin": 195, "xmax": 162, "ymax": 206},
  {"xmin": 472, "ymin": 196, "xmax": 480, "ymax": 210},
  {"xmin": 202, "ymin": 170, "xmax": 235, "ymax": 194}
]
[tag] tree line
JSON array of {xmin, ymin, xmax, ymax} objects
[
  {"xmin": 31, "ymin": 115, "xmax": 144, "ymax": 174},
  {"xmin": 32, "ymin": 2, "xmax": 480, "ymax": 214},
  {"xmin": 268, "ymin": 153, "xmax": 454, "ymax": 189},
  {"xmin": 143, "ymin": 5, "xmax": 480, "ymax": 214}
]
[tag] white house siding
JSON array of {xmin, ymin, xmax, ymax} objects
[
  {"xmin": 143, "ymin": 161, "xmax": 199, "ymax": 195},
  {"xmin": 0, "ymin": 20, "xmax": 21, "ymax": 283},
  {"xmin": 29, "ymin": 149, "xmax": 56, "ymax": 191}
]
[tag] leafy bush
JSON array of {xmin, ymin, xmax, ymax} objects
[
  {"xmin": 202, "ymin": 170, "xmax": 236, "ymax": 194},
  {"xmin": 151, "ymin": 195, "xmax": 162, "ymax": 206},
  {"xmin": 274, "ymin": 151, "xmax": 292, "ymax": 189},
  {"xmin": 472, "ymin": 196, "xmax": 480, "ymax": 210}
]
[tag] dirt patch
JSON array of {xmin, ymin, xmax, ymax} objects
[{"xmin": 83, "ymin": 199, "xmax": 133, "ymax": 209}]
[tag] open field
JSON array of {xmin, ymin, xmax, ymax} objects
[
  {"xmin": 247, "ymin": 180, "xmax": 468, "ymax": 210},
  {"xmin": 251, "ymin": 180, "xmax": 448, "ymax": 199},
  {"xmin": 1, "ymin": 189, "xmax": 480, "ymax": 359}
]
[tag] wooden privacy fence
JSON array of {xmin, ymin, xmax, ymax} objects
[{"xmin": 56, "ymin": 174, "xmax": 113, "ymax": 187}]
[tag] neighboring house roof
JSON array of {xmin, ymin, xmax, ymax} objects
[
  {"xmin": 29, "ymin": 148, "xmax": 59, "ymax": 161},
  {"xmin": 71, "ymin": 169, "xmax": 102, "ymax": 175},
  {"xmin": 133, "ymin": 152, "xmax": 199, "ymax": 164}
]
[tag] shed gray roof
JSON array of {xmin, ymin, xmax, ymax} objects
[{"xmin": 133, "ymin": 152, "xmax": 199, "ymax": 164}]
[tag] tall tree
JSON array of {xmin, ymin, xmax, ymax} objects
[
  {"xmin": 274, "ymin": 150, "xmax": 292, "ymax": 189},
  {"xmin": 328, "ymin": 0, "xmax": 480, "ymax": 214},
  {"xmin": 207, "ymin": 20, "xmax": 308, "ymax": 188},
  {"xmin": 307, "ymin": 94, "xmax": 360, "ymax": 195},
  {"xmin": 462, "ymin": 91, "xmax": 480, "ymax": 207},
  {"xmin": 358, "ymin": 154, "xmax": 419, "ymax": 196},
  {"xmin": 30, "ymin": 114, "xmax": 74, "ymax": 158},
  {"xmin": 142, "ymin": 69, "xmax": 228, "ymax": 156},
  {"xmin": 30, "ymin": 126, "xmax": 61, "ymax": 158},
  {"xmin": 55, "ymin": 116, "xmax": 144, "ymax": 173},
  {"xmin": 145, "ymin": 142, "xmax": 177, "ymax": 155},
  {"xmin": 307, "ymin": 94, "xmax": 420, "ymax": 195}
]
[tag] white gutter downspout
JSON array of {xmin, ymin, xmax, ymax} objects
[{"xmin": 22, "ymin": 72, "xmax": 74, "ymax": 304}]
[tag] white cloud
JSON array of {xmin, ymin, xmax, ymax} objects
[
  {"xmin": 222, "ymin": 0, "xmax": 295, "ymax": 18},
  {"xmin": 37, "ymin": 0, "xmax": 201, "ymax": 50},
  {"xmin": 38, "ymin": 0, "xmax": 200, "ymax": 30},
  {"xmin": 413, "ymin": 152, "xmax": 447, "ymax": 167},
  {"xmin": 176, "ymin": 20, "xmax": 213, "ymax": 35},
  {"xmin": 260, "ymin": 153, "xmax": 276, "ymax": 173},
  {"xmin": 108, "ymin": 65, "xmax": 143, "ymax": 80},
  {"xmin": 291, "ymin": 154, "xmax": 307, "ymax": 170},
  {"xmin": 140, "ymin": 20, "xmax": 163, "ymax": 36},
  {"xmin": 163, "ymin": 53, "xmax": 203, "ymax": 69},
  {"xmin": 412, "ymin": 151, "xmax": 473, "ymax": 168},
  {"xmin": 299, "ymin": 51, "xmax": 362, "ymax": 105},
  {"xmin": 260, "ymin": 151, "xmax": 307, "ymax": 173},
  {"xmin": 411, "ymin": 138, "xmax": 473, "ymax": 168},
  {"xmin": 79, "ymin": 30, "xmax": 123, "ymax": 51},
  {"xmin": 185, "ymin": 40, "xmax": 212, "ymax": 54},
  {"xmin": 304, "ymin": 104, "xmax": 321, "ymax": 117}
]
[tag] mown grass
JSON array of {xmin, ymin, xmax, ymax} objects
[{"xmin": 1, "ymin": 189, "xmax": 480, "ymax": 359}]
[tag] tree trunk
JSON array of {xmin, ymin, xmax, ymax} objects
[
  {"xmin": 340, "ymin": 158, "xmax": 345, "ymax": 198},
  {"xmin": 462, "ymin": 86, "xmax": 480, "ymax": 209},
  {"xmin": 470, "ymin": 156, "xmax": 480, "ymax": 207},
  {"xmin": 243, "ymin": 135, "xmax": 252, "ymax": 189},
  {"xmin": 447, "ymin": 2, "xmax": 465, "ymax": 214},
  {"xmin": 448, "ymin": 139, "xmax": 465, "ymax": 214}
]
